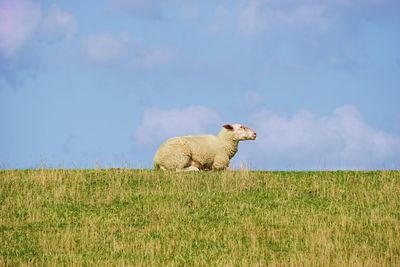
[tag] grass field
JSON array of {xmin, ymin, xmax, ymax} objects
[{"xmin": 0, "ymin": 169, "xmax": 399, "ymax": 266}]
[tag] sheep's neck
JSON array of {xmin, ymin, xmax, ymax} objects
[{"xmin": 217, "ymin": 131, "xmax": 239, "ymax": 159}]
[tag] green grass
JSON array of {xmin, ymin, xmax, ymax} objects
[{"xmin": 0, "ymin": 169, "xmax": 399, "ymax": 266}]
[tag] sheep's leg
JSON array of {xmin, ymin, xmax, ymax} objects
[
  {"xmin": 176, "ymin": 166, "xmax": 200, "ymax": 172},
  {"xmin": 176, "ymin": 158, "xmax": 201, "ymax": 172}
]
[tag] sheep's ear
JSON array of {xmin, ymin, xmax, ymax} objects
[{"xmin": 223, "ymin": 124, "xmax": 234, "ymax": 131}]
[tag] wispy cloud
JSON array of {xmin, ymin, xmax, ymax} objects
[
  {"xmin": 237, "ymin": 0, "xmax": 333, "ymax": 35},
  {"xmin": 207, "ymin": 0, "xmax": 400, "ymax": 72},
  {"xmin": 235, "ymin": 0, "xmax": 399, "ymax": 36},
  {"xmin": 135, "ymin": 106, "xmax": 221, "ymax": 145}
]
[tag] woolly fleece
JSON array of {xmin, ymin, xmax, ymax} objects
[{"xmin": 153, "ymin": 124, "xmax": 256, "ymax": 171}]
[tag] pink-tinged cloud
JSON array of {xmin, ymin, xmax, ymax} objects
[
  {"xmin": 0, "ymin": 0, "xmax": 42, "ymax": 58},
  {"xmin": 0, "ymin": 0, "xmax": 77, "ymax": 82},
  {"xmin": 135, "ymin": 106, "xmax": 221, "ymax": 144}
]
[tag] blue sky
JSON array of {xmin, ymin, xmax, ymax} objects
[{"xmin": 1, "ymin": 0, "xmax": 399, "ymax": 170}]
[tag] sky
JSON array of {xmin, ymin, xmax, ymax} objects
[{"xmin": 0, "ymin": 0, "xmax": 399, "ymax": 170}]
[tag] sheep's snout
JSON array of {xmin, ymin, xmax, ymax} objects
[{"xmin": 252, "ymin": 132, "xmax": 257, "ymax": 139}]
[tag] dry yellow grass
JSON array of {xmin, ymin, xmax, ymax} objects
[{"xmin": 0, "ymin": 169, "xmax": 399, "ymax": 266}]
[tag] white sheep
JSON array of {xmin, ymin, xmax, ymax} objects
[{"xmin": 153, "ymin": 124, "xmax": 256, "ymax": 171}]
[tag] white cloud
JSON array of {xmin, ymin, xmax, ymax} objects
[
  {"xmin": 135, "ymin": 106, "xmax": 221, "ymax": 144},
  {"xmin": 136, "ymin": 104, "xmax": 400, "ymax": 170},
  {"xmin": 0, "ymin": 0, "xmax": 42, "ymax": 58},
  {"xmin": 243, "ymin": 105, "xmax": 400, "ymax": 170}
]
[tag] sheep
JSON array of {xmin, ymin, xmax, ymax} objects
[{"xmin": 153, "ymin": 124, "xmax": 256, "ymax": 171}]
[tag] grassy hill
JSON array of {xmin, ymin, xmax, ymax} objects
[{"xmin": 1, "ymin": 169, "xmax": 399, "ymax": 266}]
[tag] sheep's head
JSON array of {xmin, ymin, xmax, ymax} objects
[{"xmin": 223, "ymin": 124, "xmax": 256, "ymax": 141}]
